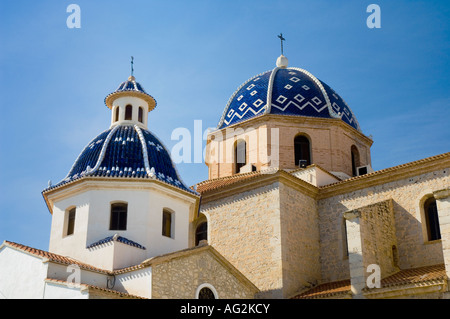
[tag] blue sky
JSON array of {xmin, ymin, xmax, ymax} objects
[{"xmin": 0, "ymin": 0, "xmax": 449, "ymax": 250}]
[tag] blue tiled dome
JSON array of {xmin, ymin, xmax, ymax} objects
[
  {"xmin": 217, "ymin": 58, "xmax": 360, "ymax": 131},
  {"xmin": 47, "ymin": 125, "xmax": 193, "ymax": 193}
]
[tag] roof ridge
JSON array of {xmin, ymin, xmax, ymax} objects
[
  {"xmin": 293, "ymin": 263, "xmax": 447, "ymax": 299},
  {"xmin": 320, "ymin": 151, "xmax": 450, "ymax": 189},
  {"xmin": 3, "ymin": 240, "xmax": 111, "ymax": 274},
  {"xmin": 195, "ymin": 169, "xmax": 262, "ymax": 186},
  {"xmin": 44, "ymin": 278, "xmax": 147, "ymax": 299}
]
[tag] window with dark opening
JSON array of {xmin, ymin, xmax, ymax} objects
[
  {"xmin": 195, "ymin": 222, "xmax": 208, "ymax": 246},
  {"xmin": 138, "ymin": 107, "xmax": 144, "ymax": 123},
  {"xmin": 198, "ymin": 287, "xmax": 215, "ymax": 299},
  {"xmin": 114, "ymin": 106, "xmax": 120, "ymax": 122},
  {"xmin": 425, "ymin": 197, "xmax": 441, "ymax": 241},
  {"xmin": 162, "ymin": 209, "xmax": 173, "ymax": 238},
  {"xmin": 67, "ymin": 208, "xmax": 76, "ymax": 236},
  {"xmin": 234, "ymin": 140, "xmax": 246, "ymax": 174},
  {"xmin": 294, "ymin": 135, "xmax": 311, "ymax": 167},
  {"xmin": 342, "ymin": 218, "xmax": 348, "ymax": 258},
  {"xmin": 125, "ymin": 104, "xmax": 132, "ymax": 120},
  {"xmin": 110, "ymin": 203, "xmax": 127, "ymax": 231},
  {"xmin": 351, "ymin": 145, "xmax": 360, "ymax": 177}
]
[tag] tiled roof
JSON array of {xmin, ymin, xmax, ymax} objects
[
  {"xmin": 370, "ymin": 263, "xmax": 446, "ymax": 289},
  {"xmin": 320, "ymin": 152, "xmax": 450, "ymax": 189},
  {"xmin": 87, "ymin": 235, "xmax": 146, "ymax": 250},
  {"xmin": 45, "ymin": 278, "xmax": 146, "ymax": 299},
  {"xmin": 293, "ymin": 264, "xmax": 447, "ymax": 299},
  {"xmin": 193, "ymin": 170, "xmax": 263, "ymax": 194},
  {"xmin": 2, "ymin": 240, "xmax": 110, "ymax": 274},
  {"xmin": 292, "ymin": 280, "xmax": 351, "ymax": 299},
  {"xmin": 194, "ymin": 152, "xmax": 450, "ymax": 196}
]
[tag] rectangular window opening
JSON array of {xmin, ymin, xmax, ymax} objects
[{"xmin": 162, "ymin": 210, "xmax": 173, "ymax": 238}]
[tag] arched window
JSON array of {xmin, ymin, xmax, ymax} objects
[
  {"xmin": 196, "ymin": 284, "xmax": 218, "ymax": 299},
  {"xmin": 198, "ymin": 287, "xmax": 216, "ymax": 299},
  {"xmin": 125, "ymin": 104, "xmax": 133, "ymax": 120},
  {"xmin": 138, "ymin": 107, "xmax": 144, "ymax": 123},
  {"xmin": 195, "ymin": 222, "xmax": 208, "ymax": 246},
  {"xmin": 66, "ymin": 207, "xmax": 76, "ymax": 236},
  {"xmin": 162, "ymin": 209, "xmax": 174, "ymax": 238},
  {"xmin": 294, "ymin": 135, "xmax": 311, "ymax": 167},
  {"xmin": 351, "ymin": 145, "xmax": 360, "ymax": 176},
  {"xmin": 424, "ymin": 197, "xmax": 441, "ymax": 241},
  {"xmin": 234, "ymin": 139, "xmax": 246, "ymax": 174},
  {"xmin": 110, "ymin": 203, "xmax": 127, "ymax": 231},
  {"xmin": 114, "ymin": 106, "xmax": 120, "ymax": 122}
]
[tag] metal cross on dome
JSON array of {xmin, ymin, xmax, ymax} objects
[
  {"xmin": 131, "ymin": 56, "xmax": 134, "ymax": 77},
  {"xmin": 278, "ymin": 33, "xmax": 285, "ymax": 55}
]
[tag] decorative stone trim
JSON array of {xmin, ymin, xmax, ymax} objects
[
  {"xmin": 343, "ymin": 210, "xmax": 361, "ymax": 220},
  {"xmin": 134, "ymin": 125, "xmax": 154, "ymax": 177},
  {"xmin": 264, "ymin": 67, "xmax": 281, "ymax": 114},
  {"xmin": 434, "ymin": 188, "xmax": 450, "ymax": 200},
  {"xmin": 86, "ymin": 124, "xmax": 120, "ymax": 176}
]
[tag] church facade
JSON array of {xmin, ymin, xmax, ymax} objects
[{"xmin": 0, "ymin": 54, "xmax": 449, "ymax": 299}]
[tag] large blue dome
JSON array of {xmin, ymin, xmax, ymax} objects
[
  {"xmin": 46, "ymin": 125, "xmax": 192, "ymax": 193},
  {"xmin": 217, "ymin": 58, "xmax": 360, "ymax": 131}
]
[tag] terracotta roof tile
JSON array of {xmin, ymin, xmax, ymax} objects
[
  {"xmin": 45, "ymin": 278, "xmax": 146, "ymax": 299},
  {"xmin": 320, "ymin": 152, "xmax": 450, "ymax": 189},
  {"xmin": 3, "ymin": 240, "xmax": 110, "ymax": 274},
  {"xmin": 292, "ymin": 280, "xmax": 351, "ymax": 299},
  {"xmin": 293, "ymin": 264, "xmax": 447, "ymax": 299},
  {"xmin": 193, "ymin": 170, "xmax": 264, "ymax": 193},
  {"xmin": 376, "ymin": 264, "xmax": 446, "ymax": 289}
]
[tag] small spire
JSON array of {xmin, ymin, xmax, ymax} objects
[
  {"xmin": 277, "ymin": 33, "xmax": 285, "ymax": 55},
  {"xmin": 131, "ymin": 56, "xmax": 134, "ymax": 77},
  {"xmin": 276, "ymin": 33, "xmax": 288, "ymax": 68}
]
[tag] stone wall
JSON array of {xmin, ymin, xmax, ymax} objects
[
  {"xmin": 279, "ymin": 182, "xmax": 321, "ymax": 297},
  {"xmin": 205, "ymin": 116, "xmax": 372, "ymax": 179},
  {"xmin": 200, "ymin": 182, "xmax": 283, "ymax": 298},
  {"xmin": 200, "ymin": 178, "xmax": 323, "ymax": 299},
  {"xmin": 151, "ymin": 247, "xmax": 257, "ymax": 299},
  {"xmin": 344, "ymin": 199, "xmax": 398, "ymax": 297},
  {"xmin": 318, "ymin": 168, "xmax": 449, "ymax": 283},
  {"xmin": 359, "ymin": 199, "xmax": 398, "ymax": 277}
]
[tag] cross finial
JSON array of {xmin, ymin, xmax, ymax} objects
[
  {"xmin": 131, "ymin": 56, "xmax": 134, "ymax": 77},
  {"xmin": 278, "ymin": 33, "xmax": 285, "ymax": 55}
]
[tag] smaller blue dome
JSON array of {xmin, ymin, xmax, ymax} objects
[
  {"xmin": 104, "ymin": 76, "xmax": 157, "ymax": 111},
  {"xmin": 45, "ymin": 125, "xmax": 194, "ymax": 194}
]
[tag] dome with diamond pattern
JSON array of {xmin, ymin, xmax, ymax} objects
[{"xmin": 217, "ymin": 55, "xmax": 360, "ymax": 131}]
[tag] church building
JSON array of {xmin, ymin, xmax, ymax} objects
[{"xmin": 0, "ymin": 52, "xmax": 449, "ymax": 299}]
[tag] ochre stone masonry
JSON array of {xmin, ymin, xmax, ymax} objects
[{"xmin": 151, "ymin": 246, "xmax": 257, "ymax": 299}]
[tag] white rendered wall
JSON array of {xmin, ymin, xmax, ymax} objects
[
  {"xmin": 115, "ymin": 267, "xmax": 152, "ymax": 298},
  {"xmin": 110, "ymin": 96, "xmax": 149, "ymax": 129},
  {"xmin": 0, "ymin": 246, "xmax": 48, "ymax": 299},
  {"xmin": 291, "ymin": 166, "xmax": 340, "ymax": 187},
  {"xmin": 43, "ymin": 281, "xmax": 89, "ymax": 299},
  {"xmin": 48, "ymin": 180, "xmax": 196, "ymax": 271},
  {"xmin": 47, "ymin": 262, "xmax": 108, "ymax": 288},
  {"xmin": 49, "ymin": 191, "xmax": 90, "ymax": 260}
]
